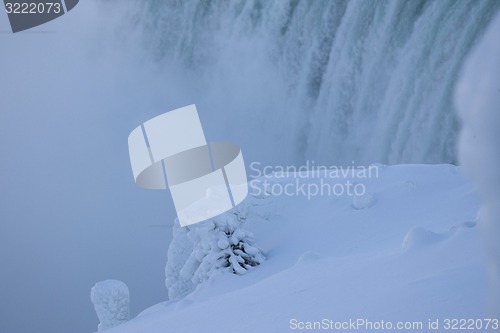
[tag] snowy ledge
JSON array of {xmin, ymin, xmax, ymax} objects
[{"xmin": 104, "ymin": 164, "xmax": 487, "ymax": 333}]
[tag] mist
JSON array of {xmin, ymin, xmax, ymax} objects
[
  {"xmin": 1, "ymin": 1, "xmax": 499, "ymax": 332},
  {"xmin": 0, "ymin": 2, "xmax": 175, "ymax": 333}
]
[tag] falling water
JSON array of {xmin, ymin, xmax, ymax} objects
[{"xmin": 130, "ymin": 0, "xmax": 499, "ymax": 165}]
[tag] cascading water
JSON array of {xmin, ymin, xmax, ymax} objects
[{"xmin": 131, "ymin": 0, "xmax": 499, "ymax": 166}]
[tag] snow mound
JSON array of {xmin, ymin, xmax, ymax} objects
[
  {"xmin": 402, "ymin": 227, "xmax": 447, "ymax": 252},
  {"xmin": 295, "ymin": 251, "xmax": 323, "ymax": 265},
  {"xmin": 352, "ymin": 192, "xmax": 374, "ymax": 210},
  {"xmin": 402, "ymin": 222, "xmax": 477, "ymax": 252},
  {"xmin": 90, "ymin": 280, "xmax": 130, "ymax": 332}
]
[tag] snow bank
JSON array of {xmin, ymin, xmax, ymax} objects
[
  {"xmin": 105, "ymin": 164, "xmax": 485, "ymax": 333},
  {"xmin": 456, "ymin": 12, "xmax": 500, "ymax": 315},
  {"xmin": 90, "ymin": 280, "xmax": 130, "ymax": 331}
]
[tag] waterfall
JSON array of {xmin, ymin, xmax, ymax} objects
[{"xmin": 130, "ymin": 0, "xmax": 499, "ymax": 166}]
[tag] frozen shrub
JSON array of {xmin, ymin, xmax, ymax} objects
[{"xmin": 90, "ymin": 280, "xmax": 130, "ymax": 331}]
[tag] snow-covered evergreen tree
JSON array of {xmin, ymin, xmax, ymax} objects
[
  {"xmin": 189, "ymin": 212, "xmax": 265, "ymax": 283},
  {"xmin": 164, "ymin": 221, "xmax": 195, "ymax": 301},
  {"xmin": 165, "ymin": 198, "xmax": 267, "ymax": 300}
]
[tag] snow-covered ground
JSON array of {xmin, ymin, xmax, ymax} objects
[
  {"xmin": 104, "ymin": 164, "xmax": 488, "ymax": 333},
  {"xmin": 101, "ymin": 11, "xmax": 500, "ymax": 333}
]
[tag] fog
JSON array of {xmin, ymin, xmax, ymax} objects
[
  {"xmin": 0, "ymin": 2, "xmax": 176, "ymax": 332},
  {"xmin": 1, "ymin": 1, "xmax": 498, "ymax": 332}
]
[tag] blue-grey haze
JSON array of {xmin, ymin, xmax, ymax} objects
[{"xmin": 0, "ymin": 1, "xmax": 498, "ymax": 333}]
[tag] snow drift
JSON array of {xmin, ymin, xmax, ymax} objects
[{"xmin": 106, "ymin": 164, "xmax": 487, "ymax": 333}]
